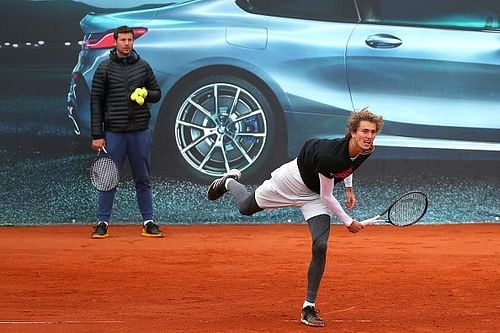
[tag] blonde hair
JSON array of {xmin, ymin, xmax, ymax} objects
[{"xmin": 347, "ymin": 107, "xmax": 384, "ymax": 135}]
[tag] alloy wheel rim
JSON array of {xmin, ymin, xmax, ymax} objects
[{"xmin": 175, "ymin": 82, "xmax": 268, "ymax": 177}]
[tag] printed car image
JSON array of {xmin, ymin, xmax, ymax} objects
[{"xmin": 67, "ymin": 0, "xmax": 500, "ymax": 183}]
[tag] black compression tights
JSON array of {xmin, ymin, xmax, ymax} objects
[
  {"xmin": 227, "ymin": 179, "xmax": 330, "ymax": 303},
  {"xmin": 306, "ymin": 214, "xmax": 331, "ymax": 303},
  {"xmin": 226, "ymin": 179, "xmax": 263, "ymax": 216}
]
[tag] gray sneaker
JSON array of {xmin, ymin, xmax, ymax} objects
[
  {"xmin": 207, "ymin": 169, "xmax": 241, "ymax": 201},
  {"xmin": 301, "ymin": 306, "xmax": 325, "ymax": 327}
]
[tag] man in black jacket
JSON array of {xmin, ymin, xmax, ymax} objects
[
  {"xmin": 90, "ymin": 25, "xmax": 164, "ymax": 239},
  {"xmin": 207, "ymin": 108, "xmax": 384, "ymax": 327}
]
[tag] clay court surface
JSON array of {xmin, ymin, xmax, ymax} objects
[{"xmin": 0, "ymin": 224, "xmax": 499, "ymax": 333}]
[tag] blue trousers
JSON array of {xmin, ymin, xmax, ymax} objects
[{"xmin": 97, "ymin": 130, "xmax": 153, "ymax": 223}]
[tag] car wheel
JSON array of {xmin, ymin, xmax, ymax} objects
[{"xmin": 156, "ymin": 75, "xmax": 286, "ymax": 183}]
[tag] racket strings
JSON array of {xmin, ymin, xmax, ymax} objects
[
  {"xmin": 90, "ymin": 157, "xmax": 120, "ymax": 192},
  {"xmin": 389, "ymin": 192, "xmax": 428, "ymax": 226}
]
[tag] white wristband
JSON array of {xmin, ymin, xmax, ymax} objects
[{"xmin": 343, "ymin": 174, "xmax": 353, "ymax": 187}]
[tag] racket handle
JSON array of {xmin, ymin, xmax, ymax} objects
[{"xmin": 360, "ymin": 215, "xmax": 381, "ymax": 226}]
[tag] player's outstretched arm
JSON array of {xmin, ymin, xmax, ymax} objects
[{"xmin": 319, "ymin": 174, "xmax": 364, "ymax": 232}]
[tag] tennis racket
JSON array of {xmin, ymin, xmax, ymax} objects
[
  {"xmin": 90, "ymin": 147, "xmax": 119, "ymax": 192},
  {"xmin": 360, "ymin": 191, "xmax": 428, "ymax": 227}
]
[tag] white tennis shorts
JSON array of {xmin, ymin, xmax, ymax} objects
[{"xmin": 255, "ymin": 158, "xmax": 332, "ymax": 221}]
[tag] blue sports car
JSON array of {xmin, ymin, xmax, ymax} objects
[{"xmin": 67, "ymin": 0, "xmax": 500, "ymax": 183}]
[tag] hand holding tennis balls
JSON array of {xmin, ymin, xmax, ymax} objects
[{"xmin": 130, "ymin": 87, "xmax": 148, "ymax": 105}]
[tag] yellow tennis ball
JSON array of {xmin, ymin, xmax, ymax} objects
[
  {"xmin": 140, "ymin": 87, "xmax": 148, "ymax": 98},
  {"xmin": 130, "ymin": 92, "xmax": 137, "ymax": 101},
  {"xmin": 136, "ymin": 96, "xmax": 145, "ymax": 105}
]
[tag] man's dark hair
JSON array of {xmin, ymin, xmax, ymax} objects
[{"xmin": 113, "ymin": 25, "xmax": 134, "ymax": 40}]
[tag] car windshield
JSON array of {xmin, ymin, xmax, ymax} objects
[{"xmin": 236, "ymin": 0, "xmax": 359, "ymax": 23}]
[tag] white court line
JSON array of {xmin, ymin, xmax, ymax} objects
[
  {"xmin": 322, "ymin": 306, "xmax": 356, "ymax": 315},
  {"xmin": 0, "ymin": 320, "xmax": 123, "ymax": 324}
]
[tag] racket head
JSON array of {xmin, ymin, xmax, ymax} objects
[
  {"xmin": 387, "ymin": 191, "xmax": 428, "ymax": 227},
  {"xmin": 90, "ymin": 153, "xmax": 119, "ymax": 192}
]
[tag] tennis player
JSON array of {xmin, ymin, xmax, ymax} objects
[{"xmin": 207, "ymin": 108, "xmax": 384, "ymax": 327}]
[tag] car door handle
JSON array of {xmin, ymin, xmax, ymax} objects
[{"xmin": 365, "ymin": 34, "xmax": 402, "ymax": 48}]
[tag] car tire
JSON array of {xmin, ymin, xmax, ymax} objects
[{"xmin": 154, "ymin": 74, "xmax": 286, "ymax": 184}]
